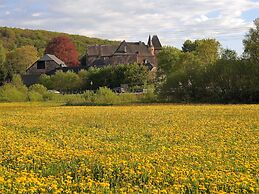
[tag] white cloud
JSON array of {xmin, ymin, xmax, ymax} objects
[
  {"xmin": 44, "ymin": 1, "xmax": 258, "ymax": 40},
  {"xmin": 32, "ymin": 12, "xmax": 41, "ymax": 17},
  {"xmin": 1, "ymin": 0, "xmax": 259, "ymax": 53}
]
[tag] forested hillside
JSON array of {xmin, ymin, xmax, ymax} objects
[{"xmin": 0, "ymin": 27, "xmax": 117, "ymax": 57}]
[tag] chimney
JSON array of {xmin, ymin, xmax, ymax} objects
[
  {"xmin": 148, "ymin": 35, "xmax": 155, "ymax": 56},
  {"xmin": 99, "ymin": 45, "xmax": 102, "ymax": 57},
  {"xmin": 147, "ymin": 35, "xmax": 153, "ymax": 47}
]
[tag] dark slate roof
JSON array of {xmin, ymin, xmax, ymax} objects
[
  {"xmin": 128, "ymin": 42, "xmax": 152, "ymax": 55},
  {"xmin": 87, "ymin": 45, "xmax": 119, "ymax": 57},
  {"xmin": 114, "ymin": 41, "xmax": 152, "ymax": 56},
  {"xmin": 87, "ymin": 39, "xmax": 155, "ymax": 57},
  {"xmin": 152, "ymin": 35, "xmax": 162, "ymax": 50},
  {"xmin": 40, "ymin": 54, "xmax": 67, "ymax": 67}
]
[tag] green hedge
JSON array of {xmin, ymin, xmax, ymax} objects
[{"xmin": 0, "ymin": 75, "xmax": 156, "ymax": 105}]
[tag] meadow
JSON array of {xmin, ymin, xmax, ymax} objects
[{"xmin": 0, "ymin": 103, "xmax": 258, "ymax": 193}]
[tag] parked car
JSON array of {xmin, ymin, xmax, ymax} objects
[
  {"xmin": 48, "ymin": 90, "xmax": 60, "ymax": 94},
  {"xmin": 113, "ymin": 87, "xmax": 125, "ymax": 93}
]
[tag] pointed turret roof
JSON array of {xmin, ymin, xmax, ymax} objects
[
  {"xmin": 147, "ymin": 35, "xmax": 153, "ymax": 47},
  {"xmin": 152, "ymin": 35, "xmax": 162, "ymax": 50}
]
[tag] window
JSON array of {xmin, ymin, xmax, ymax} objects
[{"xmin": 37, "ymin": 61, "xmax": 45, "ymax": 69}]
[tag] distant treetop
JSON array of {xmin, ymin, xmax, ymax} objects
[
  {"xmin": 45, "ymin": 36, "xmax": 79, "ymax": 67},
  {"xmin": 0, "ymin": 26, "xmax": 117, "ymax": 57}
]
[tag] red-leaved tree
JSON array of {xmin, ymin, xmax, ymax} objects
[{"xmin": 45, "ymin": 36, "xmax": 79, "ymax": 67}]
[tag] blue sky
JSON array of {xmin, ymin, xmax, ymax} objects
[{"xmin": 0, "ymin": 0, "xmax": 258, "ymax": 54}]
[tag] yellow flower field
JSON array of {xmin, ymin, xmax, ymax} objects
[{"xmin": 0, "ymin": 103, "xmax": 258, "ymax": 193}]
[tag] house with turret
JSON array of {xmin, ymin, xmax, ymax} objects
[{"xmin": 86, "ymin": 35, "xmax": 162, "ymax": 70}]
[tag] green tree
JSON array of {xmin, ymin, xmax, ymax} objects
[
  {"xmin": 182, "ymin": 39, "xmax": 220, "ymax": 65},
  {"xmin": 0, "ymin": 41, "xmax": 5, "ymax": 65},
  {"xmin": 80, "ymin": 64, "xmax": 149, "ymax": 90},
  {"xmin": 243, "ymin": 18, "xmax": 259, "ymax": 64},
  {"xmin": 50, "ymin": 71, "xmax": 81, "ymax": 91},
  {"xmin": 194, "ymin": 39, "xmax": 220, "ymax": 66},
  {"xmin": 124, "ymin": 63, "xmax": 148, "ymax": 86},
  {"xmin": 0, "ymin": 27, "xmax": 16, "ymax": 50},
  {"xmin": 157, "ymin": 46, "xmax": 182, "ymax": 76},
  {"xmin": 0, "ymin": 41, "xmax": 7, "ymax": 85},
  {"xmin": 221, "ymin": 49, "xmax": 238, "ymax": 61},
  {"xmin": 157, "ymin": 39, "xmax": 220, "ymax": 102},
  {"xmin": 182, "ymin": 40, "xmax": 197, "ymax": 52},
  {"xmin": 6, "ymin": 45, "xmax": 38, "ymax": 76},
  {"xmin": 207, "ymin": 58, "xmax": 258, "ymax": 102},
  {"xmin": 83, "ymin": 67, "xmax": 112, "ymax": 90},
  {"xmin": 113, "ymin": 64, "xmax": 128, "ymax": 86},
  {"xmin": 161, "ymin": 52, "xmax": 210, "ymax": 102}
]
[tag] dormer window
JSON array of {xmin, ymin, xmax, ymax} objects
[{"xmin": 37, "ymin": 61, "xmax": 45, "ymax": 69}]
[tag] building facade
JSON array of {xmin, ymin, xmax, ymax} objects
[
  {"xmin": 26, "ymin": 54, "xmax": 67, "ymax": 75},
  {"xmin": 23, "ymin": 54, "xmax": 67, "ymax": 86},
  {"xmin": 86, "ymin": 35, "xmax": 162, "ymax": 70}
]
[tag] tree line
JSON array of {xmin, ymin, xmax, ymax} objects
[
  {"xmin": 156, "ymin": 19, "xmax": 259, "ymax": 103},
  {"xmin": 0, "ymin": 74, "xmax": 155, "ymax": 104},
  {"xmin": 0, "ymin": 27, "xmax": 116, "ymax": 56},
  {"xmin": 39, "ymin": 63, "xmax": 150, "ymax": 92}
]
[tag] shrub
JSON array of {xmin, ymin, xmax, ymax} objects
[
  {"xmin": 28, "ymin": 91, "xmax": 43, "ymax": 102},
  {"xmin": 29, "ymin": 84, "xmax": 48, "ymax": 101},
  {"xmin": 0, "ymin": 75, "xmax": 28, "ymax": 102},
  {"xmin": 29, "ymin": 84, "xmax": 48, "ymax": 95},
  {"xmin": 141, "ymin": 85, "xmax": 157, "ymax": 103},
  {"xmin": 64, "ymin": 94, "xmax": 85, "ymax": 104},
  {"xmin": 94, "ymin": 87, "xmax": 119, "ymax": 104},
  {"xmin": 43, "ymin": 93, "xmax": 63, "ymax": 102},
  {"xmin": 44, "ymin": 93, "xmax": 85, "ymax": 104},
  {"xmin": 11, "ymin": 74, "xmax": 28, "ymax": 94},
  {"xmin": 39, "ymin": 74, "xmax": 53, "ymax": 89},
  {"xmin": 118, "ymin": 93, "xmax": 139, "ymax": 104},
  {"xmin": 0, "ymin": 83, "xmax": 28, "ymax": 102},
  {"xmin": 51, "ymin": 71, "xmax": 82, "ymax": 91},
  {"xmin": 82, "ymin": 90, "xmax": 95, "ymax": 103}
]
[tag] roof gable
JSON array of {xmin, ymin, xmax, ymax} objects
[
  {"xmin": 115, "ymin": 41, "xmax": 133, "ymax": 54},
  {"xmin": 39, "ymin": 54, "xmax": 67, "ymax": 67}
]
